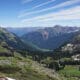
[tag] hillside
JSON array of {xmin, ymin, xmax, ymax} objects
[
  {"xmin": 51, "ymin": 31, "xmax": 80, "ymax": 59},
  {"xmin": 0, "ymin": 27, "xmax": 60, "ymax": 80},
  {"xmin": 60, "ymin": 31, "xmax": 80, "ymax": 57},
  {"xmin": 0, "ymin": 27, "xmax": 45, "ymax": 54},
  {"xmin": 22, "ymin": 25, "xmax": 80, "ymax": 50},
  {"xmin": 0, "ymin": 55, "xmax": 60, "ymax": 80},
  {"xmin": 54, "ymin": 31, "xmax": 80, "ymax": 80}
]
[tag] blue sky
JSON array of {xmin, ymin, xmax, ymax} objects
[{"xmin": 0, "ymin": 0, "xmax": 80, "ymax": 27}]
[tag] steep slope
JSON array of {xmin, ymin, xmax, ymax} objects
[
  {"xmin": 61, "ymin": 31, "xmax": 80, "ymax": 54},
  {"xmin": 0, "ymin": 27, "xmax": 43, "ymax": 53},
  {"xmin": 54, "ymin": 31, "xmax": 80, "ymax": 80},
  {"xmin": 0, "ymin": 44, "xmax": 13, "ymax": 56},
  {"xmin": 0, "ymin": 55, "xmax": 60, "ymax": 80},
  {"xmin": 53, "ymin": 31, "xmax": 80, "ymax": 59},
  {"xmin": 22, "ymin": 25, "xmax": 80, "ymax": 50}
]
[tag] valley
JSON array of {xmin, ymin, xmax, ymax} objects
[
  {"xmin": 0, "ymin": 0, "xmax": 80, "ymax": 79},
  {"xmin": 0, "ymin": 26, "xmax": 80, "ymax": 80}
]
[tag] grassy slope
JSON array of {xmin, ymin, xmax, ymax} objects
[
  {"xmin": 58, "ymin": 65, "xmax": 80, "ymax": 80},
  {"xmin": 0, "ymin": 46, "xmax": 8, "ymax": 53},
  {"xmin": 56, "ymin": 33, "xmax": 80, "ymax": 80},
  {"xmin": 0, "ymin": 53, "xmax": 59, "ymax": 80}
]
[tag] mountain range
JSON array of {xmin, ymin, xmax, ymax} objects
[
  {"xmin": 0, "ymin": 27, "xmax": 46, "ymax": 57},
  {"xmin": 21, "ymin": 25, "xmax": 80, "ymax": 50},
  {"xmin": 7, "ymin": 27, "xmax": 44, "ymax": 37},
  {"xmin": 0, "ymin": 26, "xmax": 80, "ymax": 80}
]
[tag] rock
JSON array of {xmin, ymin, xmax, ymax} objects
[{"xmin": 6, "ymin": 77, "xmax": 15, "ymax": 80}]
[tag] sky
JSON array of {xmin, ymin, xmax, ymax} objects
[{"xmin": 0, "ymin": 0, "xmax": 80, "ymax": 27}]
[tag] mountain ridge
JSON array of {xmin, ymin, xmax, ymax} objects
[{"xmin": 21, "ymin": 25, "xmax": 80, "ymax": 50}]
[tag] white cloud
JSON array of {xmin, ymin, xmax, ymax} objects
[
  {"xmin": 19, "ymin": 0, "xmax": 80, "ymax": 18},
  {"xmin": 20, "ymin": 0, "xmax": 55, "ymax": 14},
  {"xmin": 22, "ymin": 6, "xmax": 80, "ymax": 22},
  {"xmin": 30, "ymin": 0, "xmax": 55, "ymax": 9},
  {"xmin": 21, "ymin": 19, "xmax": 80, "ymax": 27}
]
